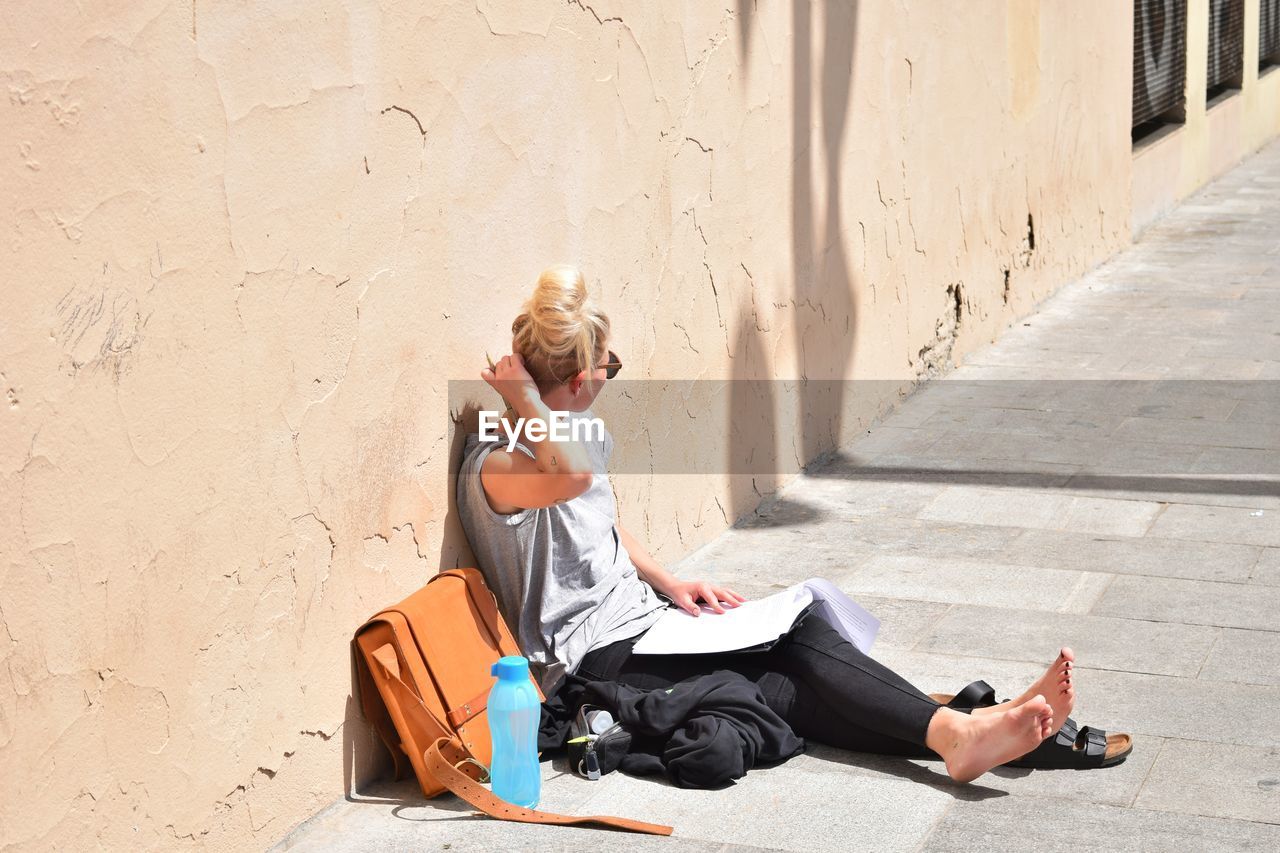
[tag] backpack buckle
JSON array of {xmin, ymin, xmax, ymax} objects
[{"xmin": 453, "ymin": 756, "xmax": 491, "ymax": 784}]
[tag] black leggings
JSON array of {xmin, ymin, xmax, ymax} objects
[{"xmin": 575, "ymin": 610, "xmax": 942, "ymax": 757}]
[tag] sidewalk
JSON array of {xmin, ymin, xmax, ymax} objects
[{"xmin": 276, "ymin": 141, "xmax": 1280, "ymax": 852}]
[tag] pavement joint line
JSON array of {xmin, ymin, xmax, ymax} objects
[
  {"xmin": 1141, "ymin": 499, "xmax": 1172, "ymax": 532},
  {"xmin": 1089, "ymin": 572, "xmax": 1118, "ymax": 614},
  {"xmin": 909, "ymin": 602, "xmax": 956, "ymax": 652},
  {"xmin": 1246, "ymin": 547, "xmax": 1270, "ymax": 582},
  {"xmin": 1132, "ymin": 803, "xmax": 1280, "ymax": 830},
  {"xmin": 1193, "ymin": 629, "xmax": 1224, "ymax": 679},
  {"xmin": 913, "ymin": 798, "xmax": 957, "ymax": 853},
  {"xmin": 1130, "ymin": 736, "xmax": 1166, "ymax": 809}
]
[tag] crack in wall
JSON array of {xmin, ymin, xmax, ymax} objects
[
  {"xmin": 379, "ymin": 104, "xmax": 427, "ymax": 141},
  {"xmin": 566, "ymin": 0, "xmax": 622, "ymax": 26}
]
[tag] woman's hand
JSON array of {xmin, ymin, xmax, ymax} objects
[
  {"xmin": 665, "ymin": 579, "xmax": 746, "ymax": 617},
  {"xmin": 481, "ymin": 352, "xmax": 540, "ymax": 407}
]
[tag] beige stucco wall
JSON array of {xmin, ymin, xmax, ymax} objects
[
  {"xmin": 1132, "ymin": 0, "xmax": 1280, "ymax": 233},
  {"xmin": 1, "ymin": 1, "xmax": 1152, "ymax": 849}
]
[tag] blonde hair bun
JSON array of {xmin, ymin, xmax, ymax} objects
[{"xmin": 512, "ymin": 264, "xmax": 610, "ymax": 386}]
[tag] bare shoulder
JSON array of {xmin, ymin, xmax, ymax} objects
[{"xmin": 479, "ymin": 448, "xmax": 528, "ymax": 515}]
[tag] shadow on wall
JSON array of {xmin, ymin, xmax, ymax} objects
[
  {"xmin": 727, "ymin": 308, "xmax": 779, "ymax": 522},
  {"xmin": 796, "ymin": 0, "xmax": 860, "ymax": 466},
  {"xmin": 439, "ymin": 401, "xmax": 483, "ymax": 571},
  {"xmin": 730, "ymin": 0, "xmax": 861, "ymax": 521},
  {"xmin": 342, "ymin": 664, "xmax": 390, "ymax": 801},
  {"xmin": 342, "ymin": 399, "xmax": 484, "ymax": 799}
]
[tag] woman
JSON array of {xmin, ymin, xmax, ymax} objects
[{"xmin": 456, "ymin": 264, "xmax": 1076, "ymax": 783}]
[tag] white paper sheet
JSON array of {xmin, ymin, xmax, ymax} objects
[
  {"xmin": 802, "ymin": 577, "xmax": 880, "ymax": 654},
  {"xmin": 630, "ymin": 578, "xmax": 879, "ymax": 655}
]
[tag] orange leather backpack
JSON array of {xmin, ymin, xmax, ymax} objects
[{"xmin": 353, "ymin": 567, "xmax": 672, "ymax": 835}]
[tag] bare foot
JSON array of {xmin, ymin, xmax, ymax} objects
[
  {"xmin": 938, "ymin": 697, "xmax": 1054, "ymax": 783},
  {"xmin": 971, "ymin": 648, "xmax": 1075, "ymax": 737}
]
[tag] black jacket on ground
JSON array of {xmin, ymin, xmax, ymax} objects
[{"xmin": 538, "ymin": 669, "xmax": 805, "ymax": 789}]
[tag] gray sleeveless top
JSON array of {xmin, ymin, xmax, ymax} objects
[{"xmin": 455, "ymin": 413, "xmax": 667, "ymax": 693}]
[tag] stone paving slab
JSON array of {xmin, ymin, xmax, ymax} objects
[
  {"xmin": 834, "ymin": 554, "xmax": 1114, "ymax": 614},
  {"xmin": 1146, "ymin": 503, "xmax": 1280, "ymax": 547},
  {"xmin": 1251, "ymin": 547, "xmax": 1280, "ymax": 585},
  {"xmin": 834, "ymin": 452, "xmax": 1082, "ymax": 488},
  {"xmin": 919, "ymin": 794, "xmax": 1280, "ymax": 853},
  {"xmin": 921, "ymin": 430, "xmax": 1110, "ymax": 467},
  {"xmin": 1065, "ymin": 669, "xmax": 1280, "ymax": 749},
  {"xmin": 1132, "ymin": 738, "xmax": 1280, "ymax": 825},
  {"xmin": 1081, "ymin": 438, "xmax": 1213, "ymax": 476},
  {"xmin": 688, "ymin": 515, "xmax": 1025, "ymax": 578},
  {"xmin": 994, "ymin": 529, "xmax": 1262, "ymax": 584},
  {"xmin": 916, "ymin": 487, "xmax": 1162, "ymax": 537},
  {"xmin": 845, "ymin": 424, "xmax": 944, "ymax": 456},
  {"xmin": 1094, "ymin": 574, "xmax": 1280, "ymax": 631},
  {"xmin": 1229, "ymin": 397, "xmax": 1280, "ymax": 425},
  {"xmin": 915, "ymin": 605, "xmax": 1219, "ymax": 677},
  {"xmin": 1192, "ymin": 445, "xmax": 1280, "ymax": 478},
  {"xmin": 916, "ymin": 406, "xmax": 1128, "ymax": 438},
  {"xmin": 1198, "ymin": 628, "xmax": 1280, "ymax": 686},
  {"xmin": 1111, "ymin": 415, "xmax": 1280, "ymax": 450}
]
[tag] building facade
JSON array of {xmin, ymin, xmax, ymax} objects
[{"xmin": 1, "ymin": 1, "xmax": 1277, "ymax": 849}]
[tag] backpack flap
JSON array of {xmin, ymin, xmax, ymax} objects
[
  {"xmin": 355, "ymin": 613, "xmax": 467, "ymax": 798},
  {"xmin": 389, "ymin": 569, "xmax": 542, "ymax": 768}
]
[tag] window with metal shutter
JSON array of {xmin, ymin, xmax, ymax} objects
[
  {"xmin": 1133, "ymin": 0, "xmax": 1188, "ymax": 137},
  {"xmin": 1207, "ymin": 0, "xmax": 1244, "ymax": 96},
  {"xmin": 1262, "ymin": 0, "xmax": 1280, "ymax": 69}
]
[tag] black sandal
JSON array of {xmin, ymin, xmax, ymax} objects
[
  {"xmin": 930, "ymin": 681, "xmax": 1133, "ymax": 769},
  {"xmin": 1008, "ymin": 717, "xmax": 1132, "ymax": 769}
]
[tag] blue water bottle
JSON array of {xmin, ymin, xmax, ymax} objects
[{"xmin": 487, "ymin": 655, "xmax": 541, "ymax": 808}]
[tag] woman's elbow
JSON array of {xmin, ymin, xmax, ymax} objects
[{"xmin": 556, "ymin": 470, "xmax": 593, "ymax": 501}]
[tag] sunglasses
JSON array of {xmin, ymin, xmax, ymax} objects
[
  {"xmin": 485, "ymin": 350, "xmax": 623, "ymax": 381},
  {"xmin": 598, "ymin": 350, "xmax": 623, "ymax": 379}
]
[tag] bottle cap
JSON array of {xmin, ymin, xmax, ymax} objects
[{"xmin": 491, "ymin": 655, "xmax": 530, "ymax": 681}]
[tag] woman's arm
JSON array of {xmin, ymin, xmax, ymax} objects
[
  {"xmin": 479, "ymin": 353, "xmax": 594, "ymax": 512},
  {"xmin": 617, "ymin": 522, "xmax": 745, "ymax": 616}
]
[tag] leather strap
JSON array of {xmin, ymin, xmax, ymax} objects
[
  {"xmin": 372, "ymin": 642, "xmax": 442, "ymax": 727},
  {"xmin": 446, "ymin": 687, "xmax": 492, "ymax": 728},
  {"xmin": 950, "ymin": 680, "xmax": 996, "ymax": 710},
  {"xmin": 1074, "ymin": 725, "xmax": 1108, "ymax": 759},
  {"xmin": 354, "ymin": 639, "xmax": 408, "ymax": 782},
  {"xmin": 424, "ymin": 737, "xmax": 673, "ymax": 836}
]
